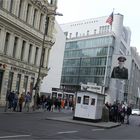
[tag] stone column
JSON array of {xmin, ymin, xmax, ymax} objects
[
  {"xmin": 36, "ymin": 47, "xmax": 42, "ymax": 67},
  {"xmin": 11, "ymin": 72, "xmax": 17, "ymax": 91},
  {"xmin": 26, "ymin": 76, "xmax": 31, "ymax": 94},
  {"xmin": 12, "ymin": 0, "xmax": 20, "ymax": 16},
  {"xmin": 19, "ymin": 74, "xmax": 24, "ymax": 95},
  {"xmin": 43, "ymin": 47, "xmax": 49, "ymax": 68},
  {"xmin": 23, "ymin": 41, "xmax": 30, "ymax": 62},
  {"xmin": 29, "ymin": 6, "xmax": 34, "ymax": 25},
  {"xmin": 3, "ymin": 0, "xmax": 10, "ymax": 11},
  {"xmin": 15, "ymin": 37, "xmax": 22, "ymax": 59},
  {"xmin": 21, "ymin": 0, "xmax": 28, "ymax": 21},
  {"xmin": 30, "ymin": 44, "xmax": 36, "ymax": 65},
  {"xmin": 7, "ymin": 33, "xmax": 14, "ymax": 57},
  {"xmin": 0, "ymin": 67, "xmax": 10, "ymax": 105},
  {"xmin": 0, "ymin": 28, "xmax": 6, "ymax": 53}
]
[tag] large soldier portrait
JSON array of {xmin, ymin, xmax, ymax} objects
[{"xmin": 111, "ymin": 56, "xmax": 128, "ymax": 80}]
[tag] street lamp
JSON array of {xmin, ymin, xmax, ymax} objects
[{"xmin": 33, "ymin": 11, "xmax": 63, "ymax": 110}]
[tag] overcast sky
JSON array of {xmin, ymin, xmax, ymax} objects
[{"xmin": 56, "ymin": 0, "xmax": 140, "ymax": 53}]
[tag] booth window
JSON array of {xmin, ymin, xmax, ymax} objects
[
  {"xmin": 83, "ymin": 96, "xmax": 89, "ymax": 105},
  {"xmin": 77, "ymin": 97, "xmax": 81, "ymax": 103},
  {"xmin": 91, "ymin": 98, "xmax": 96, "ymax": 105}
]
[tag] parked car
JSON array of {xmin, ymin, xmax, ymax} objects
[{"xmin": 132, "ymin": 109, "xmax": 140, "ymax": 115}]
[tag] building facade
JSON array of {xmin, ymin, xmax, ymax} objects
[
  {"xmin": 60, "ymin": 13, "xmax": 132, "ymax": 104},
  {"xmin": 0, "ymin": 0, "xmax": 58, "ymax": 105},
  {"xmin": 40, "ymin": 21, "xmax": 66, "ymax": 94},
  {"xmin": 127, "ymin": 47, "xmax": 140, "ymax": 107}
]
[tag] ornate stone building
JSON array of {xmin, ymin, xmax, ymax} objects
[{"xmin": 0, "ymin": 0, "xmax": 58, "ymax": 105}]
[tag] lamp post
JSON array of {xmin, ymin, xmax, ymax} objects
[{"xmin": 33, "ymin": 12, "xmax": 63, "ymax": 110}]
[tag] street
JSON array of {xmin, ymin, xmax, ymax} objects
[{"xmin": 0, "ymin": 110, "xmax": 140, "ymax": 140}]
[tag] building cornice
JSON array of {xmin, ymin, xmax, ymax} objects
[
  {"xmin": 30, "ymin": 0, "xmax": 56, "ymax": 13},
  {"xmin": 66, "ymin": 32, "xmax": 115, "ymax": 42}
]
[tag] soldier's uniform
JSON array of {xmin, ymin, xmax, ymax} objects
[{"xmin": 111, "ymin": 56, "xmax": 128, "ymax": 80}]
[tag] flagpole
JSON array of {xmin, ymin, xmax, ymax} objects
[
  {"xmin": 111, "ymin": 8, "xmax": 114, "ymax": 31},
  {"xmin": 103, "ymin": 11, "xmax": 114, "ymax": 103}
]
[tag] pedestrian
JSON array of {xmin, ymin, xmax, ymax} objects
[
  {"xmin": 4, "ymin": 90, "xmax": 10, "ymax": 112},
  {"xmin": 120, "ymin": 105, "xmax": 126, "ymax": 124},
  {"xmin": 13, "ymin": 92, "xmax": 18, "ymax": 111},
  {"xmin": 126, "ymin": 104, "xmax": 132, "ymax": 124},
  {"xmin": 8, "ymin": 91, "xmax": 15, "ymax": 110},
  {"xmin": 57, "ymin": 98, "xmax": 61, "ymax": 112},
  {"xmin": 24, "ymin": 92, "xmax": 31, "ymax": 112},
  {"xmin": 19, "ymin": 94, "xmax": 25, "ymax": 112}
]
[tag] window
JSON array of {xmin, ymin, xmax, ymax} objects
[
  {"xmin": 28, "ymin": 44, "xmax": 32, "ymax": 63},
  {"xmin": 13, "ymin": 37, "xmax": 18, "ymax": 58},
  {"xmin": 0, "ymin": 0, "xmax": 3, "ymax": 8},
  {"xmin": 48, "ymin": 0, "xmax": 53, "ymax": 4},
  {"xmin": 23, "ymin": 76, "xmax": 28, "ymax": 94},
  {"xmin": 33, "ymin": 9, "xmax": 37, "ymax": 27},
  {"xmin": 64, "ymin": 32, "xmax": 68, "ymax": 38},
  {"xmin": 39, "ymin": 13, "xmax": 44, "ymax": 31},
  {"xmin": 94, "ymin": 29, "xmax": 96, "ymax": 34},
  {"xmin": 77, "ymin": 97, "xmax": 81, "ymax": 104},
  {"xmin": 4, "ymin": 32, "xmax": 10, "ymax": 55},
  {"xmin": 34, "ymin": 47, "xmax": 39, "ymax": 65},
  {"xmin": 18, "ymin": 0, "xmax": 23, "ymax": 18},
  {"xmin": 83, "ymin": 95, "xmax": 89, "ymax": 105},
  {"xmin": 87, "ymin": 30, "xmax": 89, "ymax": 35},
  {"xmin": 91, "ymin": 98, "xmax": 95, "ymax": 105},
  {"xmin": 30, "ymin": 77, "xmax": 34, "ymax": 95},
  {"xmin": 9, "ymin": 0, "xmax": 13, "ymax": 13},
  {"xmin": 7, "ymin": 72, "xmax": 14, "ymax": 91},
  {"xmin": 41, "ymin": 48, "xmax": 45, "ymax": 67},
  {"xmin": 15, "ymin": 74, "xmax": 21, "ymax": 93},
  {"xmin": 20, "ymin": 40, "xmax": 26, "ymax": 61},
  {"xmin": 45, "ymin": 16, "xmax": 50, "ymax": 35},
  {"xmin": 0, "ymin": 70, "xmax": 3, "ymax": 93},
  {"xmin": 69, "ymin": 33, "xmax": 72, "ymax": 38},
  {"xmin": 26, "ymin": 3, "xmax": 31, "ymax": 23},
  {"xmin": 76, "ymin": 32, "xmax": 78, "ymax": 37}
]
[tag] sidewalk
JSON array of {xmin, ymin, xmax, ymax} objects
[
  {"xmin": 45, "ymin": 116, "xmax": 121, "ymax": 129},
  {"xmin": 0, "ymin": 106, "xmax": 121, "ymax": 129}
]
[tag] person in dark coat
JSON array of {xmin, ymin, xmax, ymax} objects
[
  {"xmin": 8, "ymin": 91, "xmax": 15, "ymax": 110},
  {"xmin": 111, "ymin": 102, "xmax": 118, "ymax": 122},
  {"xmin": 111, "ymin": 56, "xmax": 128, "ymax": 80},
  {"xmin": 126, "ymin": 104, "xmax": 132, "ymax": 124}
]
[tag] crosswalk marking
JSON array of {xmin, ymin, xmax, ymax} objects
[
  {"xmin": 91, "ymin": 128, "xmax": 105, "ymax": 131},
  {"xmin": 0, "ymin": 135, "xmax": 31, "ymax": 139},
  {"xmin": 57, "ymin": 130, "xmax": 78, "ymax": 134}
]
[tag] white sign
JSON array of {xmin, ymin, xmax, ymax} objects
[{"xmin": 81, "ymin": 83, "xmax": 102, "ymax": 94}]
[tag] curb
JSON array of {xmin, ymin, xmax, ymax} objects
[{"xmin": 45, "ymin": 117, "xmax": 121, "ymax": 129}]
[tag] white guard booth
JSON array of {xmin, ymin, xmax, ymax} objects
[{"xmin": 73, "ymin": 83, "xmax": 104, "ymax": 122}]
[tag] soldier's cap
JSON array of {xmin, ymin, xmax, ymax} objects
[{"xmin": 118, "ymin": 56, "xmax": 126, "ymax": 62}]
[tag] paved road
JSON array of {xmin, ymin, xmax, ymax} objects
[{"xmin": 0, "ymin": 110, "xmax": 140, "ymax": 139}]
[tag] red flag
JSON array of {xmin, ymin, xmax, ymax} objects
[{"xmin": 106, "ymin": 12, "xmax": 113, "ymax": 25}]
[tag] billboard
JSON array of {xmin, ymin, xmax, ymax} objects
[{"xmin": 110, "ymin": 55, "xmax": 131, "ymax": 80}]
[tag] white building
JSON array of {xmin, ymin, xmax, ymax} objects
[
  {"xmin": 60, "ymin": 13, "xmax": 132, "ymax": 104},
  {"xmin": 0, "ymin": 0, "xmax": 58, "ymax": 105},
  {"xmin": 40, "ymin": 21, "xmax": 66, "ymax": 94}
]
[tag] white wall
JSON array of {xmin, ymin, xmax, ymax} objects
[{"xmin": 40, "ymin": 21, "xmax": 66, "ymax": 93}]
